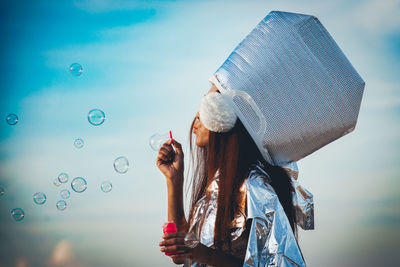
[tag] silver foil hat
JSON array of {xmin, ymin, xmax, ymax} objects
[{"xmin": 210, "ymin": 11, "xmax": 365, "ymax": 166}]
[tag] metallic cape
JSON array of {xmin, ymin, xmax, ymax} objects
[
  {"xmin": 184, "ymin": 161, "xmax": 306, "ymax": 267},
  {"xmin": 210, "ymin": 11, "xmax": 365, "ymax": 166},
  {"xmin": 283, "ymin": 162, "xmax": 314, "ymax": 230}
]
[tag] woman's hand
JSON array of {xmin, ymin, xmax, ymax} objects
[
  {"xmin": 159, "ymin": 232, "xmax": 243, "ymax": 266},
  {"xmin": 156, "ymin": 139, "xmax": 184, "ymax": 184},
  {"xmin": 159, "ymin": 232, "xmax": 191, "ymax": 264},
  {"xmin": 159, "ymin": 232, "xmax": 208, "ymax": 265},
  {"xmin": 159, "ymin": 232, "xmax": 216, "ymax": 265}
]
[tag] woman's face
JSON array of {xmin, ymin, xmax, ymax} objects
[
  {"xmin": 193, "ymin": 84, "xmax": 219, "ymax": 147},
  {"xmin": 193, "ymin": 112, "xmax": 209, "ymax": 147}
]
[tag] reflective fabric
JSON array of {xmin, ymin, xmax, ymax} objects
[
  {"xmin": 184, "ymin": 161, "xmax": 306, "ymax": 267},
  {"xmin": 283, "ymin": 162, "xmax": 314, "ymax": 230},
  {"xmin": 211, "ymin": 11, "xmax": 365, "ymax": 166},
  {"xmin": 244, "ymin": 162, "xmax": 305, "ymax": 267}
]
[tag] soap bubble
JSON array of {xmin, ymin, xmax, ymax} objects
[
  {"xmin": 0, "ymin": 185, "xmax": 4, "ymax": 196},
  {"xmin": 100, "ymin": 181, "xmax": 112, "ymax": 193},
  {"xmin": 53, "ymin": 178, "xmax": 62, "ymax": 187},
  {"xmin": 88, "ymin": 109, "xmax": 105, "ymax": 126},
  {"xmin": 60, "ymin": 189, "xmax": 70, "ymax": 199},
  {"xmin": 69, "ymin": 63, "xmax": 83, "ymax": 76},
  {"xmin": 74, "ymin": 138, "xmax": 84, "ymax": 149},
  {"xmin": 11, "ymin": 208, "xmax": 25, "ymax": 221},
  {"xmin": 114, "ymin": 156, "xmax": 129, "ymax": 174},
  {"xmin": 58, "ymin": 173, "xmax": 69, "ymax": 183},
  {"xmin": 149, "ymin": 133, "xmax": 171, "ymax": 151},
  {"xmin": 56, "ymin": 200, "xmax": 67, "ymax": 211},
  {"xmin": 33, "ymin": 192, "xmax": 47, "ymax": 205},
  {"xmin": 6, "ymin": 114, "xmax": 19, "ymax": 125},
  {"xmin": 71, "ymin": 177, "xmax": 87, "ymax": 193}
]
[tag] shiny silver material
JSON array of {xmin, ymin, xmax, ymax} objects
[
  {"xmin": 185, "ymin": 173, "xmax": 220, "ymax": 251},
  {"xmin": 283, "ymin": 162, "xmax": 314, "ymax": 230},
  {"xmin": 185, "ymin": 161, "xmax": 305, "ymax": 267},
  {"xmin": 211, "ymin": 11, "xmax": 365, "ymax": 166}
]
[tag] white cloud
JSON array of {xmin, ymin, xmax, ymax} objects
[
  {"xmin": 356, "ymin": 0, "xmax": 400, "ymax": 33},
  {"xmin": 361, "ymin": 80, "xmax": 400, "ymax": 109}
]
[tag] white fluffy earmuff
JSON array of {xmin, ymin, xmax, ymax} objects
[{"xmin": 198, "ymin": 92, "xmax": 237, "ymax": 133}]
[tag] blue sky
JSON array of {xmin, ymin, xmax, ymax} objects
[{"xmin": 0, "ymin": 0, "xmax": 399, "ymax": 266}]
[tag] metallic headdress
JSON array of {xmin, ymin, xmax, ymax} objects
[{"xmin": 209, "ymin": 11, "xmax": 365, "ymax": 166}]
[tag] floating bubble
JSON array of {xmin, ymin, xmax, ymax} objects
[
  {"xmin": 149, "ymin": 133, "xmax": 171, "ymax": 151},
  {"xmin": 11, "ymin": 208, "xmax": 25, "ymax": 221},
  {"xmin": 60, "ymin": 189, "xmax": 70, "ymax": 199},
  {"xmin": 53, "ymin": 178, "xmax": 62, "ymax": 187},
  {"xmin": 33, "ymin": 192, "xmax": 47, "ymax": 205},
  {"xmin": 56, "ymin": 200, "xmax": 67, "ymax": 211},
  {"xmin": 58, "ymin": 172, "xmax": 69, "ymax": 183},
  {"xmin": 88, "ymin": 109, "xmax": 105, "ymax": 126},
  {"xmin": 0, "ymin": 185, "xmax": 4, "ymax": 196},
  {"xmin": 6, "ymin": 114, "xmax": 19, "ymax": 125},
  {"xmin": 71, "ymin": 177, "xmax": 87, "ymax": 193},
  {"xmin": 74, "ymin": 138, "xmax": 84, "ymax": 149},
  {"xmin": 69, "ymin": 63, "xmax": 83, "ymax": 76},
  {"xmin": 114, "ymin": 156, "xmax": 129, "ymax": 174},
  {"xmin": 100, "ymin": 181, "xmax": 112, "ymax": 193}
]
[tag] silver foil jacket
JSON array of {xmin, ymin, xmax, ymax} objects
[
  {"xmin": 184, "ymin": 161, "xmax": 308, "ymax": 267},
  {"xmin": 210, "ymin": 11, "xmax": 365, "ymax": 166},
  {"xmin": 284, "ymin": 162, "xmax": 314, "ymax": 230}
]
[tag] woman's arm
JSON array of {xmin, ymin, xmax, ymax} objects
[
  {"xmin": 166, "ymin": 176, "xmax": 187, "ymax": 231},
  {"xmin": 195, "ymin": 244, "xmax": 243, "ymax": 267},
  {"xmin": 157, "ymin": 139, "xmax": 187, "ymax": 231}
]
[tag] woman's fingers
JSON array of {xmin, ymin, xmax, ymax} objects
[
  {"xmin": 160, "ymin": 142, "xmax": 174, "ymax": 154},
  {"xmin": 157, "ymin": 152, "xmax": 171, "ymax": 162},
  {"xmin": 171, "ymin": 139, "xmax": 183, "ymax": 156},
  {"xmin": 155, "ymin": 139, "xmax": 184, "ymax": 179},
  {"xmin": 159, "ymin": 237, "xmax": 185, "ymax": 246},
  {"xmin": 158, "ymin": 232, "xmax": 192, "ymax": 263},
  {"xmin": 170, "ymin": 255, "xmax": 185, "ymax": 265},
  {"xmin": 159, "ymin": 148, "xmax": 173, "ymax": 159},
  {"xmin": 161, "ymin": 245, "xmax": 190, "ymax": 253},
  {"xmin": 170, "ymin": 253, "xmax": 192, "ymax": 264},
  {"xmin": 156, "ymin": 153, "xmax": 169, "ymax": 162},
  {"xmin": 163, "ymin": 232, "xmax": 187, "ymax": 239},
  {"xmin": 157, "ymin": 146, "xmax": 175, "ymax": 162},
  {"xmin": 160, "ymin": 143, "xmax": 173, "ymax": 153},
  {"xmin": 158, "ymin": 146, "xmax": 174, "ymax": 161}
]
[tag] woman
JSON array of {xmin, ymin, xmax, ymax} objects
[{"xmin": 156, "ymin": 83, "xmax": 306, "ymax": 267}]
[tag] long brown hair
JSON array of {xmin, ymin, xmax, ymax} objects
[{"xmin": 187, "ymin": 117, "xmax": 297, "ymax": 251}]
